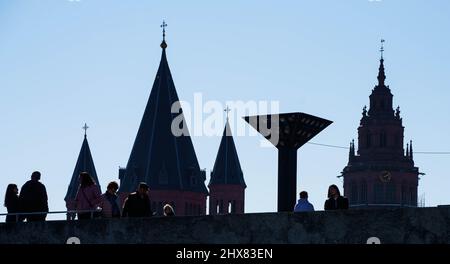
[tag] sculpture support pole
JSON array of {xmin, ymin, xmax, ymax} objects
[
  {"xmin": 278, "ymin": 148, "xmax": 297, "ymax": 212},
  {"xmin": 244, "ymin": 112, "xmax": 332, "ymax": 213}
]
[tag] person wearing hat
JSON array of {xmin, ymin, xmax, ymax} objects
[{"xmin": 122, "ymin": 182, "xmax": 152, "ymax": 217}]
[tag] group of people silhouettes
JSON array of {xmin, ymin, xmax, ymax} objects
[
  {"xmin": 3, "ymin": 171, "xmax": 175, "ymax": 222},
  {"xmin": 4, "ymin": 171, "xmax": 345, "ymax": 222},
  {"xmin": 4, "ymin": 171, "xmax": 48, "ymax": 222},
  {"xmin": 293, "ymin": 184, "xmax": 349, "ymax": 212}
]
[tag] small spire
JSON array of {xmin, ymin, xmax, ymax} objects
[
  {"xmin": 160, "ymin": 20, "xmax": 168, "ymax": 49},
  {"xmin": 82, "ymin": 123, "xmax": 89, "ymax": 138},
  {"xmin": 410, "ymin": 140, "xmax": 413, "ymax": 160},
  {"xmin": 406, "ymin": 143, "xmax": 409, "ymax": 157},
  {"xmin": 377, "ymin": 58, "xmax": 386, "ymax": 86},
  {"xmin": 349, "ymin": 139, "xmax": 355, "ymax": 159}
]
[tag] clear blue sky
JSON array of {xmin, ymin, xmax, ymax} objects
[{"xmin": 1, "ymin": 0, "xmax": 449, "ymax": 220}]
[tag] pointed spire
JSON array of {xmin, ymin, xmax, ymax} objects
[
  {"xmin": 377, "ymin": 39, "xmax": 386, "ymax": 86},
  {"xmin": 406, "ymin": 143, "xmax": 409, "ymax": 157},
  {"xmin": 349, "ymin": 139, "xmax": 355, "ymax": 159},
  {"xmin": 160, "ymin": 20, "xmax": 168, "ymax": 49},
  {"xmin": 410, "ymin": 140, "xmax": 414, "ymax": 160},
  {"xmin": 119, "ymin": 33, "xmax": 207, "ymax": 195},
  {"xmin": 209, "ymin": 119, "xmax": 246, "ymax": 187},
  {"xmin": 65, "ymin": 125, "xmax": 101, "ymax": 204}
]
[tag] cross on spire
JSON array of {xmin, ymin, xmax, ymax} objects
[
  {"xmin": 224, "ymin": 106, "xmax": 231, "ymax": 120},
  {"xmin": 380, "ymin": 39, "xmax": 385, "ymax": 59},
  {"xmin": 160, "ymin": 20, "xmax": 168, "ymax": 49},
  {"xmin": 82, "ymin": 123, "xmax": 89, "ymax": 137},
  {"xmin": 161, "ymin": 20, "xmax": 167, "ymax": 41}
]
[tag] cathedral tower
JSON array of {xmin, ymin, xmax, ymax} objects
[{"xmin": 342, "ymin": 41, "xmax": 419, "ymax": 208}]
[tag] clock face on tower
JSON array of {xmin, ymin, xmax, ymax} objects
[{"xmin": 379, "ymin": 171, "xmax": 392, "ymax": 182}]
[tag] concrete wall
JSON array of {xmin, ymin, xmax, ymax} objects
[{"xmin": 1, "ymin": 207, "xmax": 450, "ymax": 244}]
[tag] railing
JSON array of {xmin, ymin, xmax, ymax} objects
[{"xmin": 0, "ymin": 208, "xmax": 102, "ymax": 222}]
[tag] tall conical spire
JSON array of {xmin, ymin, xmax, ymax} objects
[
  {"xmin": 377, "ymin": 39, "xmax": 386, "ymax": 86},
  {"xmin": 119, "ymin": 27, "xmax": 207, "ymax": 195},
  {"xmin": 209, "ymin": 118, "xmax": 246, "ymax": 187},
  {"xmin": 65, "ymin": 124, "xmax": 101, "ymax": 203}
]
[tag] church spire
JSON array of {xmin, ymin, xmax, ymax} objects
[
  {"xmin": 209, "ymin": 116, "xmax": 246, "ymax": 187},
  {"xmin": 119, "ymin": 28, "xmax": 207, "ymax": 195},
  {"xmin": 65, "ymin": 124, "xmax": 101, "ymax": 205},
  {"xmin": 377, "ymin": 39, "xmax": 386, "ymax": 86}
]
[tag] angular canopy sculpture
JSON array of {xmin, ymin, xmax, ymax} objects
[{"xmin": 244, "ymin": 112, "xmax": 332, "ymax": 212}]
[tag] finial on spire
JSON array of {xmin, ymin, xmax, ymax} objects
[
  {"xmin": 224, "ymin": 106, "xmax": 231, "ymax": 120},
  {"xmin": 410, "ymin": 140, "xmax": 414, "ymax": 160},
  {"xmin": 380, "ymin": 39, "xmax": 385, "ymax": 60},
  {"xmin": 377, "ymin": 39, "xmax": 386, "ymax": 86},
  {"xmin": 82, "ymin": 123, "xmax": 89, "ymax": 138},
  {"xmin": 160, "ymin": 20, "xmax": 168, "ymax": 49}
]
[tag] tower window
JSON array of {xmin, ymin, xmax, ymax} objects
[
  {"xmin": 367, "ymin": 132, "xmax": 372, "ymax": 148},
  {"xmin": 350, "ymin": 182, "xmax": 358, "ymax": 204},
  {"xmin": 401, "ymin": 185, "xmax": 407, "ymax": 205},
  {"xmin": 374, "ymin": 183, "xmax": 383, "ymax": 203},
  {"xmin": 385, "ymin": 184, "xmax": 396, "ymax": 204},
  {"xmin": 410, "ymin": 187, "xmax": 416, "ymax": 206},
  {"xmin": 360, "ymin": 181, "xmax": 367, "ymax": 204}
]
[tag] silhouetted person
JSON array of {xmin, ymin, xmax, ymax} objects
[
  {"xmin": 99, "ymin": 181, "xmax": 121, "ymax": 218},
  {"xmin": 4, "ymin": 184, "xmax": 21, "ymax": 222},
  {"xmin": 294, "ymin": 191, "xmax": 314, "ymax": 212},
  {"xmin": 324, "ymin": 184, "xmax": 349, "ymax": 210},
  {"xmin": 75, "ymin": 172, "xmax": 101, "ymax": 220},
  {"xmin": 163, "ymin": 204, "xmax": 175, "ymax": 216},
  {"xmin": 19, "ymin": 171, "xmax": 48, "ymax": 221},
  {"xmin": 122, "ymin": 182, "xmax": 152, "ymax": 217}
]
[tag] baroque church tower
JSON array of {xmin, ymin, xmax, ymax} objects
[{"xmin": 342, "ymin": 41, "xmax": 419, "ymax": 208}]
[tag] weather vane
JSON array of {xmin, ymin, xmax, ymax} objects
[
  {"xmin": 380, "ymin": 39, "xmax": 385, "ymax": 59},
  {"xmin": 82, "ymin": 123, "xmax": 89, "ymax": 137}
]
